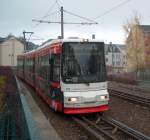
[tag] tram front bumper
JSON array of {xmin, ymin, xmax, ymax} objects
[{"xmin": 64, "ymin": 104, "xmax": 109, "ymax": 114}]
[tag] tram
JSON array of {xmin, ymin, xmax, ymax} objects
[{"xmin": 17, "ymin": 38, "xmax": 109, "ymax": 114}]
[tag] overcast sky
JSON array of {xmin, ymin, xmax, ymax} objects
[{"xmin": 0, "ymin": 0, "xmax": 150, "ymax": 44}]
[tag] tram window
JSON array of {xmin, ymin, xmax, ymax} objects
[{"xmin": 50, "ymin": 54, "xmax": 60, "ymax": 82}]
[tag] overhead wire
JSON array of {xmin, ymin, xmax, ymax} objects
[
  {"xmin": 41, "ymin": 0, "xmax": 59, "ymax": 19},
  {"xmin": 33, "ymin": 0, "xmax": 60, "ymax": 28},
  {"xmin": 33, "ymin": 10, "xmax": 59, "ymax": 28},
  {"xmin": 32, "ymin": 0, "xmax": 132, "ymax": 39},
  {"xmin": 63, "ymin": 9, "xmax": 98, "ymax": 24},
  {"xmin": 65, "ymin": 0, "xmax": 132, "ymax": 34},
  {"xmin": 26, "ymin": 33, "xmax": 33, "ymax": 48},
  {"xmin": 29, "ymin": 34, "xmax": 44, "ymax": 41},
  {"xmin": 55, "ymin": 0, "xmax": 61, "ymax": 9},
  {"xmin": 94, "ymin": 0, "xmax": 132, "ymax": 20}
]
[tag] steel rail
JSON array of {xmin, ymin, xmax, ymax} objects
[
  {"xmin": 110, "ymin": 83, "xmax": 150, "ymax": 93},
  {"xmin": 81, "ymin": 116, "xmax": 117, "ymax": 140},
  {"xmin": 109, "ymin": 89, "xmax": 150, "ymax": 107},
  {"xmin": 102, "ymin": 116, "xmax": 150, "ymax": 140},
  {"xmin": 72, "ymin": 115, "xmax": 150, "ymax": 140},
  {"xmin": 72, "ymin": 117, "xmax": 106, "ymax": 140}
]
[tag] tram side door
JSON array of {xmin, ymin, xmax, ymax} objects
[{"xmin": 49, "ymin": 54, "xmax": 62, "ymax": 111}]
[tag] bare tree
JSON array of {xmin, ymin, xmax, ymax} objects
[{"xmin": 123, "ymin": 13, "xmax": 145, "ymax": 77}]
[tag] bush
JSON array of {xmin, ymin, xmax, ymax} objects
[
  {"xmin": 0, "ymin": 76, "xmax": 6, "ymax": 87},
  {"xmin": 0, "ymin": 76, "xmax": 6, "ymax": 112}
]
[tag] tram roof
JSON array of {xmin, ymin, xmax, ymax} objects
[
  {"xmin": 40, "ymin": 38, "xmax": 103, "ymax": 47},
  {"xmin": 20, "ymin": 38, "xmax": 104, "ymax": 56}
]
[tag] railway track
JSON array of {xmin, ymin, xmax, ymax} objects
[
  {"xmin": 72, "ymin": 114, "xmax": 150, "ymax": 140},
  {"xmin": 114, "ymin": 83, "xmax": 150, "ymax": 93},
  {"xmin": 108, "ymin": 82, "xmax": 150, "ymax": 99},
  {"xmin": 20, "ymin": 79, "xmax": 150, "ymax": 140},
  {"xmin": 109, "ymin": 89, "xmax": 150, "ymax": 108}
]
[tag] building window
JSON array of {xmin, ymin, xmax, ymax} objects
[{"xmin": 105, "ymin": 58, "xmax": 108, "ymax": 62}]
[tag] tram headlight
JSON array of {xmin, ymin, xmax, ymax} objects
[
  {"xmin": 68, "ymin": 97, "xmax": 78, "ymax": 102},
  {"xmin": 100, "ymin": 95, "xmax": 108, "ymax": 100}
]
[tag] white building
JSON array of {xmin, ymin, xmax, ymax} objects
[
  {"xmin": 0, "ymin": 36, "xmax": 24, "ymax": 66},
  {"xmin": 105, "ymin": 43, "xmax": 127, "ymax": 74}
]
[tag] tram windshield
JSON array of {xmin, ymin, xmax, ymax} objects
[{"xmin": 62, "ymin": 42, "xmax": 106, "ymax": 83}]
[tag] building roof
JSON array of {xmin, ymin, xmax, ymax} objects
[
  {"xmin": 0, "ymin": 35, "xmax": 19, "ymax": 44},
  {"xmin": 0, "ymin": 35, "xmax": 39, "ymax": 51},
  {"xmin": 139, "ymin": 25, "xmax": 150, "ymax": 32},
  {"xmin": 0, "ymin": 37, "xmax": 6, "ymax": 43},
  {"xmin": 105, "ymin": 44, "xmax": 126, "ymax": 54}
]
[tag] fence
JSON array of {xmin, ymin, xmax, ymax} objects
[{"xmin": 138, "ymin": 69, "xmax": 150, "ymax": 81}]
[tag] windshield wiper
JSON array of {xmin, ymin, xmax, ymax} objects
[
  {"xmin": 85, "ymin": 82, "xmax": 90, "ymax": 86},
  {"xmin": 80, "ymin": 77, "xmax": 90, "ymax": 86}
]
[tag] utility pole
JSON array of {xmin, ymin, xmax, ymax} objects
[
  {"xmin": 110, "ymin": 42, "xmax": 113, "ymax": 73},
  {"xmin": 23, "ymin": 31, "xmax": 34, "ymax": 52},
  {"xmin": 92, "ymin": 34, "xmax": 95, "ymax": 39},
  {"xmin": 23, "ymin": 31, "xmax": 26, "ymax": 52},
  {"xmin": 61, "ymin": 6, "xmax": 64, "ymax": 39},
  {"xmin": 32, "ymin": 6, "xmax": 98, "ymax": 39}
]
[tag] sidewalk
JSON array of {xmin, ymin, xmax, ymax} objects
[{"xmin": 16, "ymin": 77, "xmax": 62, "ymax": 140}]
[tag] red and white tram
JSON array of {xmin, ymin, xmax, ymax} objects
[{"xmin": 17, "ymin": 39, "xmax": 109, "ymax": 114}]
